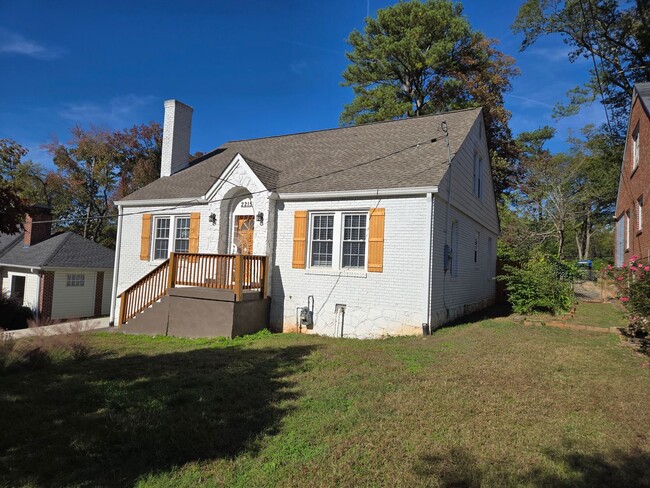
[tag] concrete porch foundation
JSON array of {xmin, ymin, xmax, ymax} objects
[{"xmin": 121, "ymin": 287, "xmax": 270, "ymax": 339}]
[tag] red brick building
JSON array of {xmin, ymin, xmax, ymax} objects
[{"xmin": 615, "ymin": 83, "xmax": 650, "ymax": 266}]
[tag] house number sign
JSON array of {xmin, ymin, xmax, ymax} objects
[{"xmin": 239, "ymin": 199, "xmax": 253, "ymax": 209}]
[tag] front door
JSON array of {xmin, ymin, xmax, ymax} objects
[{"xmin": 235, "ymin": 216, "xmax": 254, "ymax": 255}]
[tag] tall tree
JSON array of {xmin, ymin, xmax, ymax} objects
[
  {"xmin": 47, "ymin": 126, "xmax": 119, "ymax": 245},
  {"xmin": 341, "ymin": 0, "xmax": 519, "ymax": 197},
  {"xmin": 567, "ymin": 125, "xmax": 621, "ymax": 258},
  {"xmin": 109, "ymin": 122, "xmax": 163, "ymax": 200},
  {"xmin": 515, "ymin": 127, "xmax": 579, "ymax": 257},
  {"xmin": 512, "ymin": 0, "xmax": 650, "ymax": 136}
]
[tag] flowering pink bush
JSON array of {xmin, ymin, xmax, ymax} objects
[{"xmin": 602, "ymin": 255, "xmax": 650, "ymax": 336}]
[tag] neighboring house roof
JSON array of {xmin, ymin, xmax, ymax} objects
[
  {"xmin": 0, "ymin": 232, "xmax": 22, "ymax": 256},
  {"xmin": 0, "ymin": 232, "xmax": 115, "ymax": 269},
  {"xmin": 120, "ymin": 107, "xmax": 481, "ymax": 201}
]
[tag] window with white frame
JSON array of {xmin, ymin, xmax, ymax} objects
[
  {"xmin": 626, "ymin": 210, "xmax": 631, "ymax": 249},
  {"xmin": 311, "ymin": 214, "xmax": 334, "ymax": 267},
  {"xmin": 632, "ymin": 123, "xmax": 640, "ymax": 171},
  {"xmin": 309, "ymin": 212, "xmax": 368, "ymax": 270},
  {"xmin": 638, "ymin": 196, "xmax": 644, "ymax": 232},
  {"xmin": 473, "ymin": 231, "xmax": 480, "ymax": 265},
  {"xmin": 153, "ymin": 215, "xmax": 191, "ymax": 260},
  {"xmin": 174, "ymin": 217, "xmax": 191, "ymax": 253},
  {"xmin": 473, "ymin": 154, "xmax": 483, "ymax": 199},
  {"xmin": 66, "ymin": 274, "xmax": 85, "ymax": 287}
]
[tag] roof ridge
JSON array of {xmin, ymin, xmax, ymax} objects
[
  {"xmin": 223, "ymin": 107, "xmax": 482, "ymax": 145},
  {"xmin": 42, "ymin": 232, "xmax": 74, "ymax": 267}
]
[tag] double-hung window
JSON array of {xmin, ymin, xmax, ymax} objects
[
  {"xmin": 309, "ymin": 212, "xmax": 368, "ymax": 270},
  {"xmin": 342, "ymin": 214, "xmax": 367, "ymax": 268},
  {"xmin": 153, "ymin": 217, "xmax": 171, "ymax": 260},
  {"xmin": 311, "ymin": 214, "xmax": 334, "ymax": 267},
  {"xmin": 638, "ymin": 196, "xmax": 644, "ymax": 233},
  {"xmin": 632, "ymin": 123, "xmax": 640, "ymax": 171},
  {"xmin": 174, "ymin": 217, "xmax": 191, "ymax": 253},
  {"xmin": 153, "ymin": 215, "xmax": 191, "ymax": 260}
]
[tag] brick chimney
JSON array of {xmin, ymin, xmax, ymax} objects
[
  {"xmin": 160, "ymin": 99, "xmax": 193, "ymax": 177},
  {"xmin": 24, "ymin": 205, "xmax": 52, "ymax": 247}
]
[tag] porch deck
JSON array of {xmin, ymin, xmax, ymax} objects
[{"xmin": 118, "ymin": 252, "xmax": 269, "ymax": 327}]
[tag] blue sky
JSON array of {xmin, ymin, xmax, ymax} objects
[{"xmin": 0, "ymin": 0, "xmax": 604, "ymax": 168}]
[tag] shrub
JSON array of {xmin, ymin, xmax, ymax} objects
[
  {"xmin": 499, "ymin": 252, "xmax": 578, "ymax": 315},
  {"xmin": 602, "ymin": 256, "xmax": 650, "ymax": 337},
  {"xmin": 0, "ymin": 292, "xmax": 33, "ymax": 330}
]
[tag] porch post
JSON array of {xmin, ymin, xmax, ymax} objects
[
  {"xmin": 234, "ymin": 254, "xmax": 244, "ymax": 301},
  {"xmin": 261, "ymin": 255, "xmax": 269, "ymax": 299},
  {"xmin": 167, "ymin": 252, "xmax": 177, "ymax": 290},
  {"xmin": 118, "ymin": 292, "xmax": 127, "ymax": 328}
]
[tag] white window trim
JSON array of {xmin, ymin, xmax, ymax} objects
[
  {"xmin": 66, "ymin": 273, "xmax": 85, "ymax": 287},
  {"xmin": 625, "ymin": 210, "xmax": 631, "ymax": 250},
  {"xmin": 151, "ymin": 214, "xmax": 191, "ymax": 261},
  {"xmin": 637, "ymin": 197, "xmax": 643, "ymax": 232},
  {"xmin": 307, "ymin": 211, "xmax": 369, "ymax": 272},
  {"xmin": 632, "ymin": 124, "xmax": 640, "ymax": 171}
]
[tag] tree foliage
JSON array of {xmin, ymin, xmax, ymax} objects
[
  {"xmin": 341, "ymin": 0, "xmax": 519, "ymax": 196},
  {"xmin": 512, "ymin": 0, "xmax": 650, "ymax": 136}
]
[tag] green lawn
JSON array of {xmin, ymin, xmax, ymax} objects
[
  {"xmin": 566, "ymin": 302, "xmax": 629, "ymax": 329},
  {"xmin": 1, "ymin": 321, "xmax": 650, "ymax": 487}
]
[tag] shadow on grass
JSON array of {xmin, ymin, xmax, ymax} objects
[
  {"xmin": 0, "ymin": 342, "xmax": 317, "ymax": 487},
  {"xmin": 413, "ymin": 445, "xmax": 650, "ymax": 487},
  {"xmin": 437, "ymin": 303, "xmax": 514, "ymax": 330}
]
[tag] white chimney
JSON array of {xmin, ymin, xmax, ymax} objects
[{"xmin": 160, "ymin": 99, "xmax": 193, "ymax": 177}]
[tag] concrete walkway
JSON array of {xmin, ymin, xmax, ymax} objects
[{"xmin": 3, "ymin": 317, "xmax": 113, "ymax": 339}]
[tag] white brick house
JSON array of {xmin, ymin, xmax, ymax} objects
[{"xmin": 110, "ymin": 100, "xmax": 499, "ymax": 338}]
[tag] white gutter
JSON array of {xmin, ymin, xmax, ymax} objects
[
  {"xmin": 108, "ymin": 204, "xmax": 124, "ymax": 326},
  {"xmin": 0, "ymin": 263, "xmax": 42, "ymax": 270},
  {"xmin": 278, "ymin": 186, "xmax": 438, "ymax": 201},
  {"xmin": 116, "ymin": 197, "xmax": 207, "ymax": 208}
]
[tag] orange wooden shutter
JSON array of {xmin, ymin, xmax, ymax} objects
[
  {"xmin": 292, "ymin": 211, "xmax": 308, "ymax": 268},
  {"xmin": 368, "ymin": 208, "xmax": 385, "ymax": 273},
  {"xmin": 140, "ymin": 214, "xmax": 152, "ymax": 261},
  {"xmin": 189, "ymin": 212, "xmax": 200, "ymax": 253}
]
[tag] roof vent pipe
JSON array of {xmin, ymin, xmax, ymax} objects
[{"xmin": 160, "ymin": 99, "xmax": 193, "ymax": 177}]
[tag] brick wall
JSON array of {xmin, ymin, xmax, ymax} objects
[
  {"xmin": 39, "ymin": 271, "xmax": 54, "ymax": 319},
  {"xmin": 271, "ymin": 196, "xmax": 430, "ymax": 338},
  {"xmin": 94, "ymin": 271, "xmax": 104, "ymax": 316},
  {"xmin": 616, "ymin": 97, "xmax": 650, "ymax": 263}
]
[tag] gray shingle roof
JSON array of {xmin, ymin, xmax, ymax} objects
[
  {"xmin": 0, "ymin": 232, "xmax": 115, "ymax": 269},
  {"xmin": 0, "ymin": 233, "xmax": 22, "ymax": 256},
  {"xmin": 636, "ymin": 82, "xmax": 650, "ymax": 111},
  {"xmin": 120, "ymin": 108, "xmax": 481, "ymax": 201}
]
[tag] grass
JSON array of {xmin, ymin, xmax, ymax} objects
[
  {"xmin": 566, "ymin": 302, "xmax": 629, "ymax": 329},
  {"xmin": 530, "ymin": 302, "xmax": 629, "ymax": 329},
  {"xmin": 1, "ymin": 322, "xmax": 650, "ymax": 487}
]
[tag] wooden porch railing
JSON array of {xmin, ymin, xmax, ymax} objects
[{"xmin": 118, "ymin": 252, "xmax": 269, "ymax": 326}]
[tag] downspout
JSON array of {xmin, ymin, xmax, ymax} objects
[
  {"xmin": 108, "ymin": 204, "xmax": 124, "ymax": 326},
  {"xmin": 424, "ymin": 192, "xmax": 434, "ymax": 331}
]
